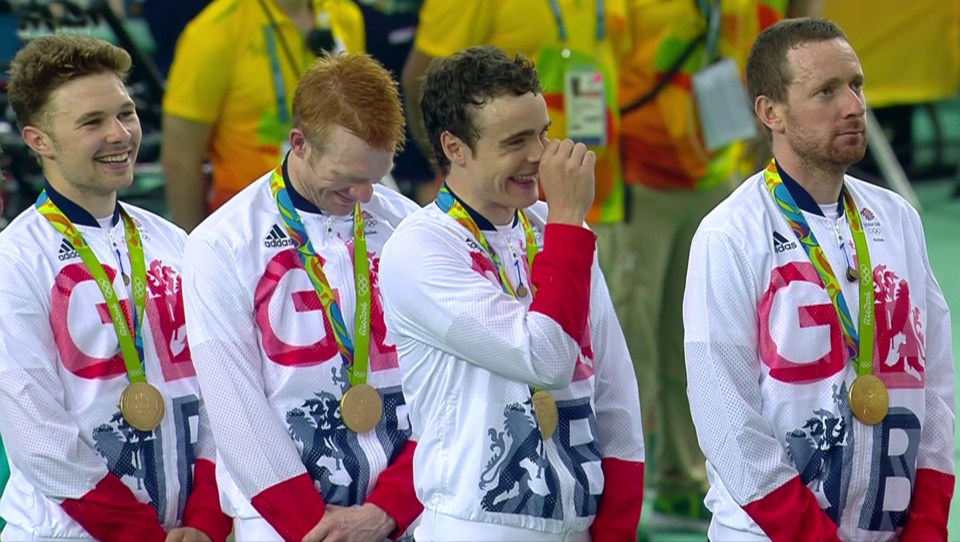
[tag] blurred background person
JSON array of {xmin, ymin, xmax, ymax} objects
[
  {"xmin": 162, "ymin": 0, "xmax": 364, "ymax": 231},
  {"xmin": 612, "ymin": 0, "xmax": 822, "ymax": 532},
  {"xmin": 824, "ymin": 0, "xmax": 960, "ymax": 189},
  {"xmin": 142, "ymin": 0, "xmax": 213, "ymax": 78}
]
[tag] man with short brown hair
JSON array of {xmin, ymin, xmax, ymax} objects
[{"xmin": 0, "ymin": 34, "xmax": 230, "ymax": 542}]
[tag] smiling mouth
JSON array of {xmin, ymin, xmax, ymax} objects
[
  {"xmin": 94, "ymin": 152, "xmax": 130, "ymax": 164},
  {"xmin": 510, "ymin": 174, "xmax": 538, "ymax": 183}
]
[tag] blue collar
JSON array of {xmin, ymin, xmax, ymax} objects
[
  {"xmin": 43, "ymin": 180, "xmax": 120, "ymax": 228},
  {"xmin": 775, "ymin": 161, "xmax": 845, "ymax": 217},
  {"xmin": 437, "ymin": 183, "xmax": 519, "ymax": 231},
  {"xmin": 281, "ymin": 157, "xmax": 325, "ymax": 214}
]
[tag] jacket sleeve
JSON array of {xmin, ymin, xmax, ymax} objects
[
  {"xmin": 380, "ymin": 222, "xmax": 595, "ymax": 390},
  {"xmin": 682, "ymin": 229, "xmax": 840, "ymax": 542},
  {"xmin": 180, "ymin": 401, "xmax": 232, "ymax": 541},
  {"xmin": 182, "ymin": 235, "xmax": 326, "ymax": 542},
  {"xmin": 364, "ymin": 439, "xmax": 422, "ymax": 539},
  {"xmin": 587, "ymin": 256, "xmax": 646, "ymax": 541},
  {"xmin": 899, "ymin": 212, "xmax": 955, "ymax": 542},
  {"xmin": 0, "ymin": 254, "xmax": 166, "ymax": 542}
]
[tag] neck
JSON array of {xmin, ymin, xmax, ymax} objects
[
  {"xmin": 445, "ymin": 172, "xmax": 515, "ymax": 226},
  {"xmin": 772, "ymin": 144, "xmax": 846, "ymax": 204},
  {"xmin": 286, "ymin": 154, "xmax": 329, "ymax": 214},
  {"xmin": 46, "ymin": 174, "xmax": 117, "ymax": 219}
]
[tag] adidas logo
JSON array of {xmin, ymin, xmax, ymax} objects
[
  {"xmin": 773, "ymin": 231, "xmax": 798, "ymax": 253},
  {"xmin": 263, "ymin": 224, "xmax": 294, "ymax": 248},
  {"xmin": 58, "ymin": 239, "xmax": 79, "ymax": 261}
]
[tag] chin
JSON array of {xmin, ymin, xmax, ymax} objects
[
  {"xmin": 103, "ymin": 175, "xmax": 135, "ymax": 192},
  {"xmin": 506, "ymin": 184, "xmax": 539, "ymax": 208},
  {"xmin": 833, "ymin": 148, "xmax": 867, "ymax": 167},
  {"xmin": 324, "ymin": 199, "xmax": 355, "ymax": 216}
]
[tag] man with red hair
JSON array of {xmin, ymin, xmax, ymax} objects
[{"xmin": 182, "ymin": 52, "xmax": 422, "ymax": 542}]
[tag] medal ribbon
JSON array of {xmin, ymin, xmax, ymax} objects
[
  {"xmin": 35, "ymin": 191, "xmax": 148, "ymax": 382},
  {"xmin": 763, "ymin": 160, "xmax": 875, "ymax": 375},
  {"xmin": 269, "ymin": 165, "xmax": 371, "ymax": 386},
  {"xmin": 435, "ymin": 185, "xmax": 537, "ymax": 297}
]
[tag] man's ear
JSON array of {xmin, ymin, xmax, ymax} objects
[
  {"xmin": 21, "ymin": 126, "xmax": 56, "ymax": 160},
  {"xmin": 440, "ymin": 131, "xmax": 468, "ymax": 168},
  {"xmin": 755, "ymin": 95, "xmax": 785, "ymax": 134},
  {"xmin": 289, "ymin": 128, "xmax": 308, "ymax": 159}
]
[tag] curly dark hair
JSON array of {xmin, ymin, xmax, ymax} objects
[
  {"xmin": 420, "ymin": 45, "xmax": 542, "ymax": 175},
  {"xmin": 7, "ymin": 34, "xmax": 132, "ymax": 131}
]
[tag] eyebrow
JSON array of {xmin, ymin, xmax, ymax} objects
[
  {"xmin": 73, "ymin": 101, "xmax": 136, "ymax": 127},
  {"xmin": 498, "ymin": 121, "xmax": 552, "ymax": 146},
  {"xmin": 815, "ymin": 74, "xmax": 864, "ymax": 89}
]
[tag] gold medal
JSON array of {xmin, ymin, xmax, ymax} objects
[
  {"xmin": 340, "ymin": 384, "xmax": 383, "ymax": 433},
  {"xmin": 532, "ymin": 390, "xmax": 559, "ymax": 440},
  {"xmin": 849, "ymin": 374, "xmax": 889, "ymax": 425},
  {"xmin": 517, "ymin": 284, "xmax": 529, "ymax": 298},
  {"xmin": 120, "ymin": 382, "xmax": 165, "ymax": 431}
]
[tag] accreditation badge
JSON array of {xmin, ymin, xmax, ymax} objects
[
  {"xmin": 564, "ymin": 67, "xmax": 608, "ymax": 147},
  {"xmin": 692, "ymin": 58, "xmax": 757, "ymax": 151}
]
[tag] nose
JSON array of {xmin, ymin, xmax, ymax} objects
[
  {"xmin": 845, "ymin": 86, "xmax": 866, "ymax": 118},
  {"xmin": 106, "ymin": 116, "xmax": 132, "ymax": 142},
  {"xmin": 528, "ymin": 136, "xmax": 546, "ymax": 163},
  {"xmin": 349, "ymin": 182, "xmax": 375, "ymax": 203}
]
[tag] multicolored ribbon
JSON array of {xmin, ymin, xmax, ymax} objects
[
  {"xmin": 435, "ymin": 185, "xmax": 538, "ymax": 297},
  {"xmin": 763, "ymin": 160, "xmax": 875, "ymax": 375},
  {"xmin": 269, "ymin": 165, "xmax": 371, "ymax": 385},
  {"xmin": 36, "ymin": 191, "xmax": 148, "ymax": 381}
]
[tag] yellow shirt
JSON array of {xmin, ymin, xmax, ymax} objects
[
  {"xmin": 163, "ymin": 0, "xmax": 363, "ymax": 210},
  {"xmin": 619, "ymin": 0, "xmax": 783, "ymax": 190},
  {"xmin": 825, "ymin": 0, "xmax": 960, "ymax": 107},
  {"xmin": 415, "ymin": 0, "xmax": 629, "ymax": 224}
]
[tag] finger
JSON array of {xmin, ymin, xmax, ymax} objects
[
  {"xmin": 317, "ymin": 529, "xmax": 344, "ymax": 542},
  {"xmin": 302, "ymin": 521, "xmax": 330, "ymax": 542},
  {"xmin": 165, "ymin": 531, "xmax": 185, "ymax": 542},
  {"xmin": 580, "ymin": 149, "xmax": 597, "ymax": 174},
  {"xmin": 569, "ymin": 142, "xmax": 589, "ymax": 167},
  {"xmin": 557, "ymin": 138, "xmax": 576, "ymax": 159},
  {"xmin": 540, "ymin": 138, "xmax": 561, "ymax": 160}
]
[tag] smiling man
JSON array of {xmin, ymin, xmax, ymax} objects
[
  {"xmin": 0, "ymin": 35, "xmax": 230, "ymax": 542},
  {"xmin": 379, "ymin": 46, "xmax": 645, "ymax": 541},
  {"xmin": 683, "ymin": 18, "xmax": 955, "ymax": 541},
  {"xmin": 181, "ymin": 52, "xmax": 422, "ymax": 542}
]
